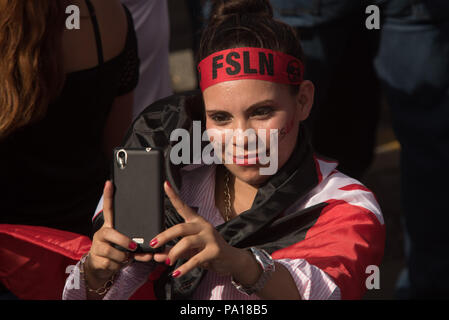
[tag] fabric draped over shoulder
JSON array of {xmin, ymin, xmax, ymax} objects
[
  {"xmin": 93, "ymin": 91, "xmax": 385, "ymax": 300},
  {"xmin": 0, "ymin": 91, "xmax": 384, "ymax": 300}
]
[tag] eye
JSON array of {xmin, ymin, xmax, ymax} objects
[
  {"xmin": 251, "ymin": 106, "xmax": 274, "ymax": 118},
  {"xmin": 208, "ymin": 112, "xmax": 231, "ymax": 123}
]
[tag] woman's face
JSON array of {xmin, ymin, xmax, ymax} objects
[{"xmin": 203, "ymin": 79, "xmax": 314, "ymax": 186}]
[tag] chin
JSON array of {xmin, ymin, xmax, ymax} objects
[{"xmin": 227, "ymin": 164, "xmax": 272, "ymax": 186}]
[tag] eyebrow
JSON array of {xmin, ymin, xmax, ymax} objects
[{"xmin": 206, "ymin": 99, "xmax": 277, "ymax": 114}]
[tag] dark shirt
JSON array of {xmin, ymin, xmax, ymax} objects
[{"xmin": 0, "ymin": 3, "xmax": 139, "ymax": 236}]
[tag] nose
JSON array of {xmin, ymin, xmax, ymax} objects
[{"xmin": 227, "ymin": 121, "xmax": 260, "ymax": 153}]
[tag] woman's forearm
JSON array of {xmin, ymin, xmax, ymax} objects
[
  {"xmin": 63, "ymin": 259, "xmax": 156, "ymax": 300},
  {"xmin": 230, "ymin": 248, "xmax": 301, "ymax": 300},
  {"xmin": 259, "ymin": 262, "xmax": 302, "ymax": 299}
]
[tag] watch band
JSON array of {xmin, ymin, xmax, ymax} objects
[{"xmin": 231, "ymin": 247, "xmax": 275, "ymax": 295}]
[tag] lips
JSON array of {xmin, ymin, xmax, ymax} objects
[
  {"xmin": 233, "ymin": 153, "xmax": 258, "ymax": 160},
  {"xmin": 225, "ymin": 151, "xmax": 270, "ymax": 166},
  {"xmin": 233, "ymin": 155, "xmax": 259, "ymax": 166}
]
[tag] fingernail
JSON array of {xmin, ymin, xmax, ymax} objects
[
  {"xmin": 172, "ymin": 270, "xmax": 181, "ymax": 278},
  {"xmin": 166, "ymin": 181, "xmax": 172, "ymax": 189},
  {"xmin": 149, "ymin": 238, "xmax": 158, "ymax": 247},
  {"xmin": 128, "ymin": 241, "xmax": 138, "ymax": 250},
  {"xmin": 165, "ymin": 258, "xmax": 171, "ymax": 266}
]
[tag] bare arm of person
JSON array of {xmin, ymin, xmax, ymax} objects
[
  {"xmin": 84, "ymin": 181, "xmax": 152, "ymax": 300},
  {"xmin": 150, "ymin": 182, "xmax": 302, "ymax": 300},
  {"xmin": 102, "ymin": 92, "xmax": 134, "ymax": 161}
]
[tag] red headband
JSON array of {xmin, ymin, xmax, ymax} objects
[{"xmin": 198, "ymin": 47, "xmax": 304, "ymax": 92}]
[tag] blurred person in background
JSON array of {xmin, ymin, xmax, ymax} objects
[
  {"xmin": 0, "ymin": 0, "xmax": 139, "ymax": 235},
  {"xmin": 271, "ymin": 0, "xmax": 449, "ymax": 299},
  {"xmin": 120, "ymin": 0, "xmax": 172, "ymax": 118},
  {"xmin": 0, "ymin": 0, "xmax": 139, "ymax": 298},
  {"xmin": 270, "ymin": 0, "xmax": 380, "ymax": 180},
  {"xmin": 374, "ymin": 0, "xmax": 449, "ymax": 299}
]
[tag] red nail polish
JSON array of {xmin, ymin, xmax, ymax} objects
[
  {"xmin": 165, "ymin": 258, "xmax": 171, "ymax": 266},
  {"xmin": 166, "ymin": 181, "xmax": 172, "ymax": 189},
  {"xmin": 128, "ymin": 241, "xmax": 137, "ymax": 250},
  {"xmin": 149, "ymin": 238, "xmax": 158, "ymax": 247},
  {"xmin": 172, "ymin": 270, "xmax": 181, "ymax": 278}
]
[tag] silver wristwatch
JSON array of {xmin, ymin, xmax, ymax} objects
[{"xmin": 231, "ymin": 247, "xmax": 275, "ymax": 295}]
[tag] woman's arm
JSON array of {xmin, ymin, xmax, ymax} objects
[
  {"xmin": 229, "ymin": 250, "xmax": 341, "ymax": 299},
  {"xmin": 103, "ymin": 92, "xmax": 134, "ymax": 160},
  {"xmin": 229, "ymin": 248, "xmax": 301, "ymax": 299},
  {"xmin": 63, "ymin": 258, "xmax": 156, "ymax": 300},
  {"xmin": 63, "ymin": 181, "xmax": 155, "ymax": 300},
  {"xmin": 150, "ymin": 182, "xmax": 305, "ymax": 300}
]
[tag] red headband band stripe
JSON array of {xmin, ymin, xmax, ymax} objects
[{"xmin": 198, "ymin": 47, "xmax": 304, "ymax": 91}]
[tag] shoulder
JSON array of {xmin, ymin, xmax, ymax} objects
[
  {"xmin": 274, "ymin": 156, "xmax": 385, "ymax": 299},
  {"xmin": 302, "ymin": 154, "xmax": 384, "ymax": 226},
  {"xmin": 73, "ymin": 0, "xmax": 127, "ymax": 29},
  {"xmin": 90, "ymin": 0, "xmax": 129, "ymax": 59},
  {"xmin": 62, "ymin": 0, "xmax": 130, "ymax": 73}
]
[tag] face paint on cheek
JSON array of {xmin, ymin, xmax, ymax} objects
[{"xmin": 279, "ymin": 118, "xmax": 295, "ymax": 140}]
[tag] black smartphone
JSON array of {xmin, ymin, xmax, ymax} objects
[{"xmin": 112, "ymin": 147, "xmax": 164, "ymax": 253}]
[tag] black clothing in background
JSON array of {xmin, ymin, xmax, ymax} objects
[{"xmin": 0, "ymin": 3, "xmax": 139, "ymax": 237}]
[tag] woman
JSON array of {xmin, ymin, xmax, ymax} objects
[
  {"xmin": 0, "ymin": 0, "xmax": 138, "ymax": 236},
  {"xmin": 120, "ymin": 0, "xmax": 173, "ymax": 118},
  {"xmin": 64, "ymin": 0, "xmax": 384, "ymax": 300}
]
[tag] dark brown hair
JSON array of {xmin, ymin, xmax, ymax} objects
[
  {"xmin": 0, "ymin": 0, "xmax": 67, "ymax": 139},
  {"xmin": 198, "ymin": 0, "xmax": 305, "ymax": 93}
]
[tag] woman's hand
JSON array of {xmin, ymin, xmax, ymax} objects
[
  {"xmin": 150, "ymin": 182, "xmax": 301, "ymax": 299},
  {"xmin": 84, "ymin": 181, "xmax": 153, "ymax": 290},
  {"xmin": 150, "ymin": 182, "xmax": 244, "ymax": 278}
]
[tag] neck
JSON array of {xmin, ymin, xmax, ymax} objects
[
  {"xmin": 233, "ymin": 175, "xmax": 259, "ymax": 210},
  {"xmin": 216, "ymin": 165, "xmax": 258, "ymax": 219}
]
